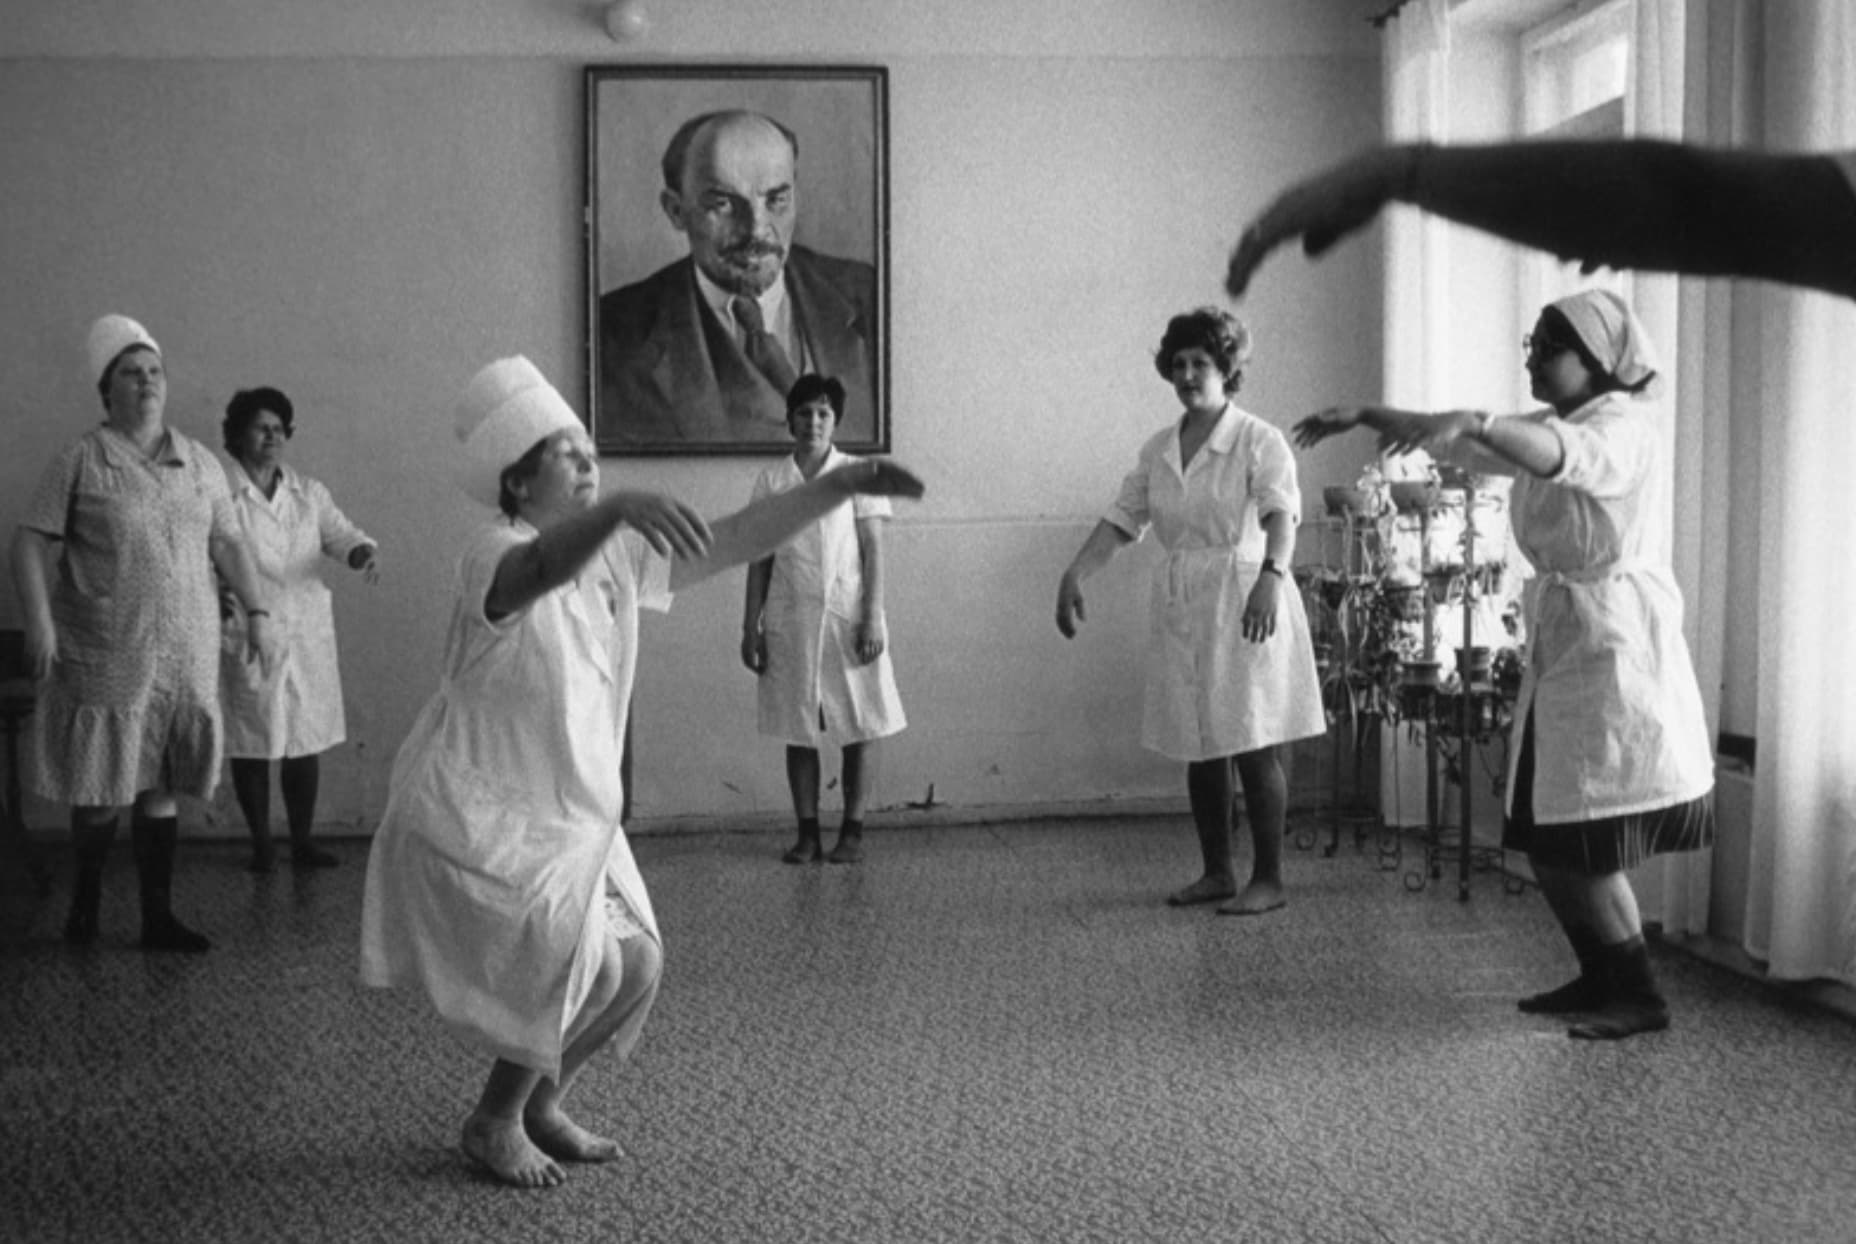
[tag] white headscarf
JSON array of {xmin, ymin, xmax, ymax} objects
[
  {"xmin": 453, "ymin": 356, "xmax": 584, "ymax": 508},
  {"xmin": 87, "ymin": 314, "xmax": 160, "ymax": 386},
  {"xmin": 1549, "ymin": 288, "xmax": 1658, "ymax": 391}
]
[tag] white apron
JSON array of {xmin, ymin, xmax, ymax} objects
[
  {"xmin": 1106, "ymin": 404, "xmax": 1326, "ymax": 762},
  {"xmin": 751, "ymin": 448, "xmax": 907, "ymax": 745},
  {"xmin": 359, "ymin": 519, "xmax": 669, "ymax": 1077},
  {"xmin": 219, "ymin": 464, "xmax": 372, "ymax": 758},
  {"xmin": 1500, "ymin": 395, "xmax": 1714, "ymax": 824}
]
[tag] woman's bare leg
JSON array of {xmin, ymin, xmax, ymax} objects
[
  {"xmin": 462, "ymin": 1061, "xmax": 563, "ymax": 1189},
  {"xmin": 1169, "ymin": 759, "xmax": 1238, "ymax": 905},
  {"xmin": 829, "ymin": 740, "xmax": 881, "ymax": 863},
  {"xmin": 782, "ymin": 745, "xmax": 823, "ymax": 863},
  {"xmin": 525, "ymin": 932, "xmax": 664, "ymax": 1162},
  {"xmin": 1221, "ymin": 745, "xmax": 1288, "ymax": 915}
]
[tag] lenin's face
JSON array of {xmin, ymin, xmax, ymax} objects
[{"xmin": 659, "ymin": 115, "xmax": 796, "ymax": 297}]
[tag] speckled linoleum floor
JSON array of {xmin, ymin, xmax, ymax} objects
[{"xmin": 2, "ymin": 816, "xmax": 1854, "ymax": 1244}]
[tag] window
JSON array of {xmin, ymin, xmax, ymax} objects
[{"xmin": 1518, "ymin": 0, "xmax": 1633, "ymax": 316}]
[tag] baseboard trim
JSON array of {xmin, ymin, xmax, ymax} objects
[{"xmin": 1655, "ymin": 929, "xmax": 1856, "ymax": 1026}]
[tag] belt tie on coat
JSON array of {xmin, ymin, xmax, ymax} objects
[{"xmin": 1162, "ymin": 546, "xmax": 1252, "ymax": 607}]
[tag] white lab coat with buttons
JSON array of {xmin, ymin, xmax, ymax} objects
[
  {"xmin": 1498, "ymin": 393, "xmax": 1714, "ymax": 825},
  {"xmin": 359, "ymin": 519, "xmax": 667, "ymax": 1078},
  {"xmin": 750, "ymin": 447, "xmax": 907, "ymax": 745},
  {"xmin": 220, "ymin": 463, "xmax": 372, "ymax": 759},
  {"xmin": 1106, "ymin": 404, "xmax": 1326, "ymax": 763}
]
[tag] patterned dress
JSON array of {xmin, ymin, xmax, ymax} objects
[{"xmin": 20, "ymin": 424, "xmax": 237, "ymax": 805}]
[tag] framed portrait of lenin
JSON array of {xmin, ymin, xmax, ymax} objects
[{"xmin": 585, "ymin": 65, "xmax": 890, "ymax": 456}]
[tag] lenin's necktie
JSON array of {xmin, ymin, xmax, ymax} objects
[{"xmin": 732, "ymin": 296, "xmax": 799, "ymax": 396}]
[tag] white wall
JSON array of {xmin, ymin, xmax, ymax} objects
[{"xmin": 1, "ymin": 0, "xmax": 1387, "ymax": 834}]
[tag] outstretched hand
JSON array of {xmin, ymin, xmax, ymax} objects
[
  {"xmin": 838, "ymin": 459, "xmax": 927, "ymax": 501},
  {"xmin": 1374, "ymin": 410, "xmax": 1474, "ymax": 457},
  {"xmin": 1292, "ymin": 406, "xmax": 1366, "ymax": 449},
  {"xmin": 1226, "ymin": 149, "xmax": 1405, "ymax": 299},
  {"xmin": 611, "ymin": 491, "xmax": 714, "ymax": 559}
]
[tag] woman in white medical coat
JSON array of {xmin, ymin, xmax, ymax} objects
[
  {"xmin": 1056, "ymin": 308, "xmax": 1325, "ymax": 916},
  {"xmin": 359, "ymin": 357, "xmax": 922, "ymax": 1189},
  {"xmin": 741, "ymin": 375, "xmax": 906, "ymax": 865},
  {"xmin": 219, "ymin": 386, "xmax": 377, "ymax": 873},
  {"xmin": 1294, "ymin": 289, "xmax": 1714, "ymax": 1041}
]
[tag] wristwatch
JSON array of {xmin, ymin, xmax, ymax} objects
[{"xmin": 1260, "ymin": 558, "xmax": 1283, "ymax": 579}]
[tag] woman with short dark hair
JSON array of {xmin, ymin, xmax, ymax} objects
[
  {"xmin": 741, "ymin": 373, "xmax": 907, "ymax": 865},
  {"xmin": 219, "ymin": 385, "xmax": 378, "ymax": 873},
  {"xmin": 1056, "ymin": 308, "xmax": 1325, "ymax": 915}
]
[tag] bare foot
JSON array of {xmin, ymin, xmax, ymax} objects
[
  {"xmin": 1166, "ymin": 875, "xmax": 1238, "ymax": 907},
  {"xmin": 525, "ymin": 1106, "xmax": 624, "ymax": 1163},
  {"xmin": 1216, "ymin": 880, "xmax": 1287, "ymax": 916},
  {"xmin": 461, "ymin": 1112, "xmax": 566, "ymax": 1189}
]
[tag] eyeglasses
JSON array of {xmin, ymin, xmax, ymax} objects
[{"xmin": 1521, "ymin": 333, "xmax": 1573, "ymax": 362}]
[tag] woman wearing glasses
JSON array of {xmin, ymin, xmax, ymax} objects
[{"xmin": 1292, "ymin": 289, "xmax": 1715, "ymax": 1041}]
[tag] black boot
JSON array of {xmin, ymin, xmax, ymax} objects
[
  {"xmin": 782, "ymin": 818, "xmax": 822, "ymax": 865},
  {"xmin": 827, "ymin": 820, "xmax": 864, "ymax": 865},
  {"xmin": 1568, "ymin": 936, "xmax": 1668, "ymax": 1040},
  {"xmin": 1519, "ymin": 924, "xmax": 1606, "ymax": 1014},
  {"xmin": 63, "ymin": 813, "xmax": 114, "ymax": 946},
  {"xmin": 132, "ymin": 812, "xmax": 211, "ymax": 953}
]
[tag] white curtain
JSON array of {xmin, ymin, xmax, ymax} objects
[
  {"xmin": 1626, "ymin": 0, "xmax": 1714, "ymax": 935},
  {"xmin": 1377, "ymin": 0, "xmax": 1458, "ymax": 832},
  {"xmin": 1743, "ymin": 0, "xmax": 1856, "ymax": 985},
  {"xmin": 1381, "ymin": 0, "xmax": 1452, "ymax": 414}
]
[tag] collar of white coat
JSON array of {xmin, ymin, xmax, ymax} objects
[
  {"xmin": 773, "ymin": 444, "xmax": 846, "ymax": 485},
  {"xmin": 1167, "ymin": 402, "xmax": 1244, "ymax": 469},
  {"xmin": 229, "ymin": 461, "xmax": 301, "ymax": 499}
]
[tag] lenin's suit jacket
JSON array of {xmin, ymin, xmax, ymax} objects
[{"xmin": 598, "ymin": 246, "xmax": 879, "ymax": 448}]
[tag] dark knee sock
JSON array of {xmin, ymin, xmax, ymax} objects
[
  {"xmin": 828, "ymin": 818, "xmax": 865, "ymax": 864},
  {"xmin": 64, "ymin": 811, "xmax": 116, "ymax": 943},
  {"xmin": 230, "ymin": 759, "xmax": 274, "ymax": 868},
  {"xmin": 1568, "ymin": 936, "xmax": 1667, "ymax": 1040},
  {"xmin": 132, "ymin": 810, "xmax": 210, "ymax": 953},
  {"xmin": 783, "ymin": 817, "xmax": 822, "ymax": 864},
  {"xmin": 281, "ymin": 755, "xmax": 336, "ymax": 866},
  {"xmin": 280, "ymin": 754, "xmax": 319, "ymax": 845},
  {"xmin": 1519, "ymin": 924, "xmax": 1607, "ymax": 1014}
]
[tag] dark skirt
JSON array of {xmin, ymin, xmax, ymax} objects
[{"xmin": 1502, "ymin": 713, "xmax": 1715, "ymax": 875}]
